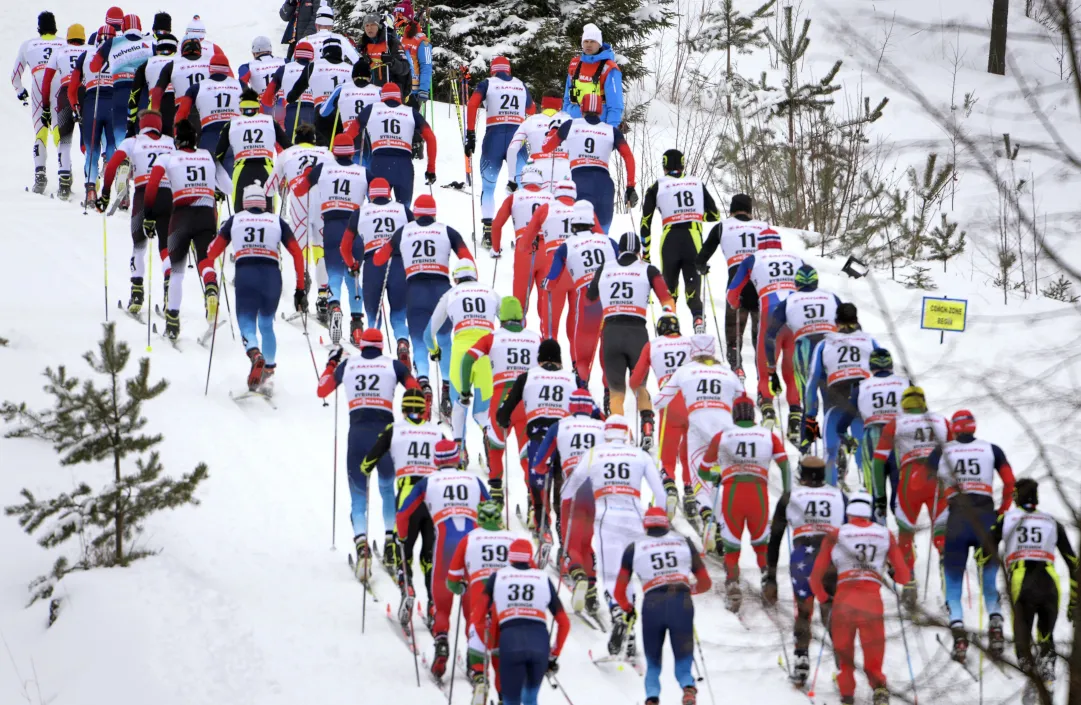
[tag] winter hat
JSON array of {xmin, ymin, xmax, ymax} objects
[
  {"xmin": 360, "ymin": 328, "xmax": 384, "ymax": 350},
  {"xmin": 240, "ymin": 87, "xmax": 261, "ymax": 115},
  {"xmin": 154, "ymin": 33, "xmax": 177, "ymax": 54},
  {"xmin": 252, "ymin": 35, "xmax": 273, "ymax": 56},
  {"xmin": 180, "ymin": 37, "xmax": 202, "ymax": 57},
  {"xmin": 453, "ymin": 261, "xmax": 478, "ymax": 283},
  {"xmin": 477, "ymin": 501, "xmax": 503, "ymax": 530},
  {"xmin": 570, "ymin": 200, "xmax": 594, "ymax": 227},
  {"xmin": 604, "ymin": 414, "xmax": 629, "ymax": 441},
  {"xmin": 643, "ymin": 506, "xmax": 669, "ymax": 529},
  {"xmin": 554, "ymin": 179, "xmax": 577, "ymax": 199},
  {"xmin": 847, "ymin": 491, "xmax": 873, "ymax": 519},
  {"xmin": 662, "ymin": 148, "xmax": 684, "ymax": 175},
  {"xmin": 315, "ymin": 5, "xmax": 335, "ymax": 26},
  {"xmin": 381, "ymin": 82, "xmax": 402, "ymax": 102},
  {"xmin": 242, "ymin": 182, "xmax": 266, "ymax": 210},
  {"xmin": 368, "ymin": 177, "xmax": 391, "ymax": 199},
  {"xmin": 618, "ymin": 231, "xmax": 641, "ymax": 256},
  {"xmin": 362, "ymin": 13, "xmax": 381, "ymax": 26},
  {"xmin": 794, "ymin": 264, "xmax": 818, "ymax": 291},
  {"xmin": 732, "ymin": 394, "xmax": 755, "ymax": 424},
  {"xmin": 38, "ymin": 11, "xmax": 58, "ymax": 36},
  {"xmin": 537, "ymin": 338, "xmax": 562, "ymax": 366},
  {"xmin": 499, "ymin": 296, "xmax": 523, "ymax": 323},
  {"xmin": 581, "ymin": 94, "xmax": 602, "ymax": 115},
  {"xmin": 569, "ymin": 388, "xmax": 593, "ymax": 416},
  {"xmin": 520, "ymin": 167, "xmax": 544, "ymax": 187},
  {"xmin": 508, "ymin": 538, "xmax": 535, "ymax": 565},
  {"xmin": 730, "ymin": 193, "xmax": 752, "ymax": 214},
  {"xmin": 294, "ymin": 41, "xmax": 315, "ymax": 60},
  {"xmin": 122, "ymin": 14, "xmax": 142, "ymax": 32},
  {"xmin": 869, "ymin": 348, "xmax": 893, "ymax": 374},
  {"xmin": 67, "ymin": 24, "xmax": 87, "ymax": 43},
  {"xmin": 322, "ymin": 39, "xmax": 343, "ymax": 61},
  {"xmin": 152, "ymin": 11, "xmax": 172, "ymax": 34},
  {"xmin": 581, "ymin": 23, "xmax": 603, "ymax": 46},
  {"xmin": 209, "ymin": 50, "xmax": 231, "ymax": 74},
  {"xmin": 689, "ymin": 334, "xmax": 716, "ymax": 357},
  {"xmin": 184, "ymin": 17, "xmax": 207, "ymax": 39},
  {"xmin": 835, "ymin": 302, "xmax": 858, "ymax": 327},
  {"xmin": 490, "ymin": 56, "xmax": 511, "ymax": 75},
  {"xmin": 413, "ymin": 194, "xmax": 437, "ymax": 218},
  {"xmin": 138, "ymin": 110, "xmax": 162, "ymax": 134},
  {"xmin": 1014, "ymin": 478, "xmax": 1039, "ymax": 510},
  {"xmin": 541, "ymin": 95, "xmax": 562, "ymax": 111},
  {"xmin": 105, "ymin": 7, "xmax": 125, "ymax": 29},
  {"xmin": 655, "ymin": 313, "xmax": 679, "ymax": 337},
  {"xmin": 756, "ymin": 228, "xmax": 782, "ymax": 249},
  {"xmin": 900, "ymin": 386, "xmax": 926, "ymax": 412},
  {"xmin": 394, "ymin": 0, "xmax": 415, "ymax": 20},
  {"xmin": 332, "ymin": 133, "xmax": 355, "ymax": 156},
  {"xmin": 94, "ymin": 25, "xmax": 116, "ymax": 45},
  {"xmin": 174, "ymin": 119, "xmax": 198, "ymax": 149},
  {"xmin": 950, "ymin": 409, "xmax": 976, "ymax": 436},
  {"xmin": 434, "ymin": 439, "xmax": 460, "ymax": 468}
]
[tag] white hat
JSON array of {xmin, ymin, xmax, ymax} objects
[
  {"xmin": 520, "ymin": 167, "xmax": 544, "ymax": 186},
  {"xmin": 453, "ymin": 260, "xmax": 478, "ymax": 283},
  {"xmin": 570, "ymin": 200, "xmax": 594, "ymax": 226},
  {"xmin": 847, "ymin": 491, "xmax": 873, "ymax": 519},
  {"xmin": 582, "ymin": 23, "xmax": 603, "ymax": 46},
  {"xmin": 251, "ymin": 36, "xmax": 272, "ymax": 55},
  {"xmin": 316, "ymin": 5, "xmax": 335, "ymax": 25},
  {"xmin": 184, "ymin": 17, "xmax": 206, "ymax": 40},
  {"xmin": 242, "ymin": 181, "xmax": 266, "ymax": 210},
  {"xmin": 604, "ymin": 414, "xmax": 629, "ymax": 441},
  {"xmin": 689, "ymin": 334, "xmax": 716, "ymax": 357},
  {"xmin": 554, "ymin": 179, "xmax": 577, "ymax": 198}
]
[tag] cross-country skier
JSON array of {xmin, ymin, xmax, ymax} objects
[
  {"xmin": 870, "ymin": 385, "xmax": 949, "ymax": 608},
  {"xmin": 69, "ymin": 24, "xmax": 117, "ymax": 206},
  {"xmin": 463, "ymin": 56, "xmax": 535, "ymax": 246},
  {"xmin": 697, "ymin": 393, "xmax": 789, "ymax": 610},
  {"xmin": 342, "ymin": 177, "xmax": 411, "ymax": 363},
  {"xmin": 349, "ymin": 81, "xmax": 436, "ymax": 210},
  {"xmin": 461, "ymin": 297, "xmax": 542, "ymax": 507},
  {"xmin": 12, "ymin": 11, "xmax": 65, "ymax": 194},
  {"xmin": 529, "ymin": 389, "xmax": 603, "ymax": 616},
  {"xmin": 360, "ymin": 388, "xmax": 444, "ymax": 620},
  {"xmin": 316, "ymin": 330, "xmax": 421, "ymax": 579},
  {"xmin": 39, "ymin": 23, "xmax": 87, "ymax": 201},
  {"xmin": 103, "ymin": 7, "xmax": 124, "ymax": 34},
  {"xmin": 261, "ymin": 40, "xmax": 315, "ymax": 139},
  {"xmin": 586, "ymin": 230, "xmax": 675, "ymax": 439},
  {"xmin": 213, "ymin": 87, "xmax": 291, "ymax": 213},
  {"xmin": 99, "ymin": 111, "xmax": 175, "ymax": 314},
  {"xmin": 237, "ymin": 36, "xmax": 284, "ymax": 125},
  {"xmin": 562, "ymin": 414, "xmax": 670, "ymax": 659},
  {"xmin": 471, "ymin": 538, "xmax": 570, "ymax": 705},
  {"xmin": 506, "ymin": 91, "xmax": 571, "ymax": 188},
  {"xmin": 629, "ymin": 314, "xmax": 696, "ymax": 518},
  {"xmin": 305, "ymin": 6, "xmax": 360, "ymax": 64},
  {"xmin": 855, "ymin": 348, "xmax": 909, "ymax": 510},
  {"xmin": 447, "ymin": 500, "xmax": 515, "ymax": 705},
  {"xmin": 317, "ymin": 58, "xmax": 380, "ymax": 159},
  {"xmin": 638, "ymin": 149, "xmax": 720, "ymax": 332},
  {"xmin": 199, "ymin": 183, "xmax": 306, "ymax": 391},
  {"xmin": 296, "ymin": 133, "xmax": 367, "ymax": 344},
  {"xmin": 175, "ymin": 51, "xmax": 242, "ymax": 167},
  {"xmin": 149, "ymin": 34, "xmax": 210, "ymax": 122},
  {"xmin": 928, "ymin": 409, "xmax": 1016, "ymax": 661},
  {"xmin": 126, "ymin": 33, "xmax": 178, "ymax": 137},
  {"xmin": 726, "ymin": 228, "xmax": 805, "ymax": 425},
  {"xmin": 489, "ymin": 167, "xmax": 550, "ymax": 282},
  {"xmin": 696, "ymin": 194, "xmax": 768, "ymax": 377},
  {"xmin": 763, "ymin": 456, "xmax": 845, "ymax": 687},
  {"xmin": 542, "ymin": 200, "xmax": 618, "ymax": 386},
  {"xmin": 764, "ymin": 264, "xmax": 841, "ymax": 441},
  {"xmin": 614, "ymin": 506, "xmax": 712, "ymax": 705},
  {"xmin": 143, "ymin": 119, "xmax": 232, "ymax": 340},
  {"xmin": 90, "ymin": 13, "xmax": 151, "ymax": 150},
  {"xmin": 809, "ymin": 492, "xmax": 910, "ymax": 705},
  {"xmin": 802, "ymin": 302, "xmax": 883, "ymax": 485},
  {"xmin": 995, "ymin": 478, "xmax": 1077, "ymax": 700},
  {"xmin": 373, "ymin": 193, "xmax": 475, "ymax": 415},
  {"xmin": 425, "ymin": 261, "xmax": 501, "ymax": 438},
  {"xmin": 397, "ymin": 439, "xmax": 491, "ymax": 679},
  {"xmin": 542, "ymin": 93, "xmax": 636, "ymax": 234},
  {"xmin": 286, "ymin": 38, "xmax": 352, "ymax": 145},
  {"xmin": 563, "ymin": 23, "xmax": 623, "ymax": 127}
]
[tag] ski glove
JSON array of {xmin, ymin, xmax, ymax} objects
[
  {"xmin": 803, "ymin": 417, "xmax": 820, "ymax": 441},
  {"xmin": 41, "ymin": 107, "xmax": 51, "ymax": 127},
  {"xmin": 464, "ymin": 130, "xmax": 476, "ymax": 156},
  {"xmin": 624, "ymin": 186, "xmax": 638, "ymax": 208},
  {"xmin": 294, "ymin": 288, "xmax": 307, "ymax": 312},
  {"xmin": 425, "ymin": 171, "xmax": 436, "ymax": 185},
  {"xmin": 96, "ymin": 191, "xmax": 110, "ymax": 213},
  {"xmin": 417, "ymin": 90, "xmax": 428, "ymax": 102},
  {"xmin": 695, "ymin": 258, "xmax": 710, "ymax": 274},
  {"xmin": 547, "ymin": 658, "xmax": 559, "ymax": 675},
  {"xmin": 770, "ymin": 372, "xmax": 782, "ymax": 396},
  {"xmin": 761, "ymin": 573, "xmax": 778, "ymax": 606},
  {"xmin": 142, "ymin": 218, "xmax": 157, "ymax": 239},
  {"xmin": 215, "ymin": 189, "xmax": 227, "ymax": 203},
  {"xmin": 347, "ymin": 260, "xmax": 360, "ymax": 276},
  {"xmin": 16, "ymin": 89, "xmax": 28, "ymax": 102},
  {"xmin": 327, "ymin": 345, "xmax": 345, "ymax": 366},
  {"xmin": 506, "ymin": 180, "xmax": 518, "ymax": 193},
  {"xmin": 873, "ymin": 497, "xmax": 887, "ymax": 526},
  {"xmin": 429, "ymin": 346, "xmax": 441, "ymax": 361}
]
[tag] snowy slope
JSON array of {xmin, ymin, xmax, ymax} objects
[{"xmin": 1, "ymin": 1, "xmax": 1076, "ymax": 705}]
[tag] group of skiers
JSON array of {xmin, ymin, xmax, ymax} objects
[{"xmin": 13, "ymin": 7, "xmax": 1078, "ymax": 705}]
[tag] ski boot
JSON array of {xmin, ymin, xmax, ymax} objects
[
  {"xmin": 759, "ymin": 396, "xmax": 777, "ymax": 428},
  {"xmin": 640, "ymin": 410, "xmax": 655, "ymax": 450},
  {"xmin": 682, "ymin": 685, "xmax": 697, "ymax": 705},
  {"xmin": 872, "ymin": 686, "xmax": 889, "ymax": 705},
  {"xmin": 662, "ymin": 477, "xmax": 678, "ymax": 516},
  {"xmin": 786, "ymin": 406, "xmax": 802, "ymax": 443},
  {"xmin": 570, "ymin": 568, "xmax": 588, "ymax": 612},
  {"xmin": 1038, "ymin": 649, "xmax": 1056, "ymax": 684},
  {"xmin": 682, "ymin": 484, "xmax": 697, "ymax": 522},
  {"xmin": 470, "ymin": 672, "xmax": 487, "ymax": 705},
  {"xmin": 32, "ymin": 168, "xmax": 47, "ymax": 195},
  {"xmin": 646, "ymin": 699, "xmax": 659, "ymax": 705},
  {"xmin": 260, "ymin": 365, "xmax": 276, "ymax": 392},
  {"xmin": 425, "ymin": 598, "xmax": 436, "ymax": 632},
  {"xmin": 584, "ymin": 581, "xmax": 602, "ymax": 620},
  {"xmin": 841, "ymin": 698, "xmax": 855, "ymax": 705},
  {"xmin": 383, "ymin": 532, "xmax": 400, "ymax": 574},
  {"xmin": 397, "ymin": 337, "xmax": 411, "ymax": 369},
  {"xmin": 204, "ymin": 281, "xmax": 219, "ymax": 324},
  {"xmin": 431, "ymin": 634, "xmax": 449, "ymax": 679},
  {"xmin": 247, "ymin": 348, "xmax": 266, "ymax": 391},
  {"xmin": 440, "ymin": 381, "xmax": 452, "ymax": 424},
  {"xmin": 949, "ymin": 622, "xmax": 968, "ymax": 663},
  {"xmin": 398, "ymin": 583, "xmax": 416, "ymax": 628},
  {"xmin": 84, "ymin": 183, "xmax": 97, "ymax": 209},
  {"xmin": 419, "ymin": 376, "xmax": 434, "ymax": 416},
  {"xmin": 328, "ymin": 301, "xmax": 343, "ymax": 344},
  {"xmin": 488, "ymin": 478, "xmax": 504, "ymax": 508},
  {"xmin": 607, "ymin": 605, "xmax": 628, "ymax": 655},
  {"xmin": 353, "ymin": 535, "xmax": 372, "ymax": 581},
  {"xmin": 901, "ymin": 580, "xmax": 918, "ymax": 612},
  {"xmin": 164, "ymin": 310, "xmax": 181, "ymax": 340},
  {"xmin": 693, "ymin": 316, "xmax": 706, "ymax": 335},
  {"xmin": 128, "ymin": 279, "xmax": 145, "ymax": 314},
  {"xmin": 481, "ymin": 219, "xmax": 493, "ymax": 250},
  {"xmin": 316, "ymin": 287, "xmax": 330, "ymax": 325},
  {"xmin": 988, "ymin": 613, "xmax": 1005, "ymax": 657},
  {"xmin": 57, "ymin": 172, "xmax": 72, "ymax": 201},
  {"xmin": 724, "ymin": 576, "xmax": 743, "ymax": 613},
  {"xmin": 790, "ymin": 649, "xmax": 810, "ymax": 686},
  {"xmin": 349, "ymin": 313, "xmax": 364, "ymax": 347}
]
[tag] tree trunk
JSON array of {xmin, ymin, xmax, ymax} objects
[
  {"xmin": 988, "ymin": 0, "xmax": 1009, "ymax": 75},
  {"xmin": 114, "ymin": 448, "xmax": 123, "ymax": 564}
]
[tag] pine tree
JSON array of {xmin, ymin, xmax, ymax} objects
[
  {"xmin": 2, "ymin": 323, "xmax": 208, "ymax": 623},
  {"xmin": 701, "ymin": 0, "xmax": 776, "ymax": 110},
  {"xmin": 1041, "ymin": 275, "xmax": 1080, "ymax": 303},
  {"xmin": 927, "ymin": 213, "xmax": 966, "ymax": 272}
]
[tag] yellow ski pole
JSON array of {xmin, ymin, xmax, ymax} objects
[{"xmin": 102, "ymin": 212, "xmax": 109, "ymax": 321}]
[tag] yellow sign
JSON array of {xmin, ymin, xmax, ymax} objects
[{"xmin": 920, "ymin": 297, "xmax": 967, "ymax": 333}]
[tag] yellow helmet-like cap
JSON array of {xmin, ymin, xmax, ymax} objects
[{"xmin": 67, "ymin": 24, "xmax": 87, "ymax": 42}]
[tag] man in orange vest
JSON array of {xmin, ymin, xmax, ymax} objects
[{"xmin": 562, "ymin": 23, "xmax": 623, "ymax": 128}]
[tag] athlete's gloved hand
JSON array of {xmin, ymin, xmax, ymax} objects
[
  {"xmin": 770, "ymin": 372, "xmax": 782, "ymax": 396},
  {"xmin": 96, "ymin": 190, "xmax": 110, "ymax": 213},
  {"xmin": 41, "ymin": 106, "xmax": 51, "ymax": 127},
  {"xmin": 873, "ymin": 497, "xmax": 887, "ymax": 526},
  {"xmin": 464, "ymin": 130, "xmax": 476, "ymax": 156},
  {"xmin": 142, "ymin": 217, "xmax": 157, "ymax": 239},
  {"xmin": 416, "ymin": 89, "xmax": 428, "ymax": 102},
  {"xmin": 761, "ymin": 573, "xmax": 778, "ymax": 606},
  {"xmin": 624, "ymin": 606, "xmax": 637, "ymax": 625},
  {"xmin": 347, "ymin": 260, "xmax": 360, "ymax": 276},
  {"xmin": 624, "ymin": 186, "xmax": 638, "ymax": 208},
  {"xmin": 547, "ymin": 658, "xmax": 559, "ymax": 675},
  {"xmin": 327, "ymin": 344, "xmax": 345, "ymax": 367},
  {"xmin": 695, "ymin": 258, "xmax": 710, "ymax": 274},
  {"xmin": 460, "ymin": 390, "xmax": 472, "ymax": 406},
  {"xmin": 507, "ymin": 180, "xmax": 518, "ymax": 192},
  {"xmin": 803, "ymin": 417, "xmax": 820, "ymax": 441},
  {"xmin": 541, "ymin": 277, "xmax": 552, "ymax": 291},
  {"xmin": 294, "ymin": 288, "xmax": 307, "ymax": 312},
  {"xmin": 16, "ymin": 89, "xmax": 28, "ymax": 103},
  {"xmin": 429, "ymin": 346, "xmax": 441, "ymax": 361},
  {"xmin": 215, "ymin": 189, "xmax": 227, "ymax": 203},
  {"xmin": 425, "ymin": 171, "xmax": 436, "ymax": 185},
  {"xmin": 72, "ymin": 104, "xmax": 81, "ymax": 123}
]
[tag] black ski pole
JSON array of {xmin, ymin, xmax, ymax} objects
[{"xmin": 446, "ymin": 578, "xmax": 464, "ymax": 703}]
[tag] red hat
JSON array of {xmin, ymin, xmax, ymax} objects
[
  {"xmin": 581, "ymin": 94, "xmax": 601, "ymax": 115},
  {"xmin": 413, "ymin": 194, "xmax": 436, "ymax": 218},
  {"xmin": 541, "ymin": 95, "xmax": 562, "ymax": 112},
  {"xmin": 380, "ymin": 82, "xmax": 402, "ymax": 102},
  {"xmin": 643, "ymin": 506, "xmax": 669, "ymax": 529},
  {"xmin": 508, "ymin": 538, "xmax": 535, "ymax": 565},
  {"xmin": 490, "ymin": 56, "xmax": 511, "ymax": 75},
  {"xmin": 359, "ymin": 328, "xmax": 383, "ymax": 350},
  {"xmin": 96, "ymin": 24, "xmax": 117, "ymax": 42},
  {"xmin": 139, "ymin": 112, "xmax": 162, "ymax": 134},
  {"xmin": 569, "ymin": 388, "xmax": 593, "ymax": 416},
  {"xmin": 294, "ymin": 41, "xmax": 314, "ymax": 60},
  {"xmin": 368, "ymin": 178, "xmax": 391, "ymax": 198},
  {"xmin": 732, "ymin": 394, "xmax": 755, "ymax": 423},
  {"xmin": 757, "ymin": 228, "xmax": 782, "ymax": 249},
  {"xmin": 332, "ymin": 133, "xmax": 356, "ymax": 156},
  {"xmin": 209, "ymin": 50, "xmax": 230, "ymax": 73},
  {"xmin": 106, "ymin": 7, "xmax": 125, "ymax": 28},
  {"xmin": 434, "ymin": 439, "xmax": 460, "ymax": 468},
  {"xmin": 122, "ymin": 14, "xmax": 141, "ymax": 32},
  {"xmin": 950, "ymin": 409, "xmax": 976, "ymax": 435}
]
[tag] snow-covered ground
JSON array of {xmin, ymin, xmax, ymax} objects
[{"xmin": 1, "ymin": 0, "xmax": 1077, "ymax": 704}]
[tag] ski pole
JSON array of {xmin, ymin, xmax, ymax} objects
[
  {"xmin": 219, "ymin": 256, "xmax": 237, "ymax": 341},
  {"xmin": 83, "ymin": 81, "xmax": 102, "ymax": 215},
  {"xmin": 446, "ymin": 596, "xmax": 464, "ymax": 705},
  {"xmin": 332, "ymin": 386, "xmax": 339, "ymax": 548},
  {"xmin": 546, "ymin": 672, "xmax": 575, "ymax": 705},
  {"xmin": 102, "ymin": 212, "xmax": 109, "ymax": 321},
  {"xmin": 693, "ymin": 628, "xmax": 716, "ymax": 705},
  {"xmin": 146, "ymin": 234, "xmax": 153, "ymax": 352},
  {"xmin": 806, "ymin": 609, "xmax": 832, "ymax": 700},
  {"xmin": 923, "ymin": 480, "xmax": 941, "ymax": 600},
  {"xmin": 203, "ymin": 260, "xmax": 223, "ymax": 396},
  {"xmin": 409, "ymin": 594, "xmax": 422, "ymax": 687},
  {"xmin": 891, "ymin": 582, "xmax": 919, "ymax": 704},
  {"xmin": 705, "ymin": 275, "xmax": 723, "ymax": 346},
  {"xmin": 978, "ymin": 562, "xmax": 985, "ymax": 705}
]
